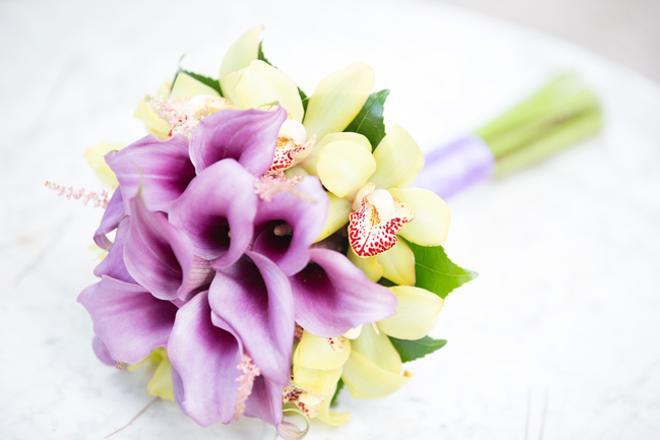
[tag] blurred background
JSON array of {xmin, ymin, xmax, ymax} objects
[{"xmin": 445, "ymin": 0, "xmax": 660, "ymax": 81}]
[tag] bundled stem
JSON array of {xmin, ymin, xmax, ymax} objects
[{"xmin": 475, "ymin": 73, "xmax": 603, "ymax": 176}]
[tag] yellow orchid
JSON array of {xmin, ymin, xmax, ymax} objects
[
  {"xmin": 290, "ymin": 284, "xmax": 444, "ymax": 425},
  {"xmin": 127, "ymin": 348, "xmax": 175, "ymax": 401}
]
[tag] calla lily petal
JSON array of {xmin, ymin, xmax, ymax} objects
[
  {"xmin": 169, "ymin": 292, "xmax": 243, "ymax": 426},
  {"xmin": 245, "ymin": 376, "xmax": 284, "ymax": 426},
  {"xmin": 347, "ymin": 247, "xmax": 383, "ymax": 282},
  {"xmin": 224, "ymin": 60, "xmax": 304, "ymax": 122},
  {"xmin": 124, "ymin": 196, "xmax": 212, "ymax": 301},
  {"xmin": 190, "ymin": 107, "xmax": 287, "ymax": 176},
  {"xmin": 289, "ymin": 248, "xmax": 396, "ymax": 337},
  {"xmin": 170, "ymin": 72, "xmax": 220, "ymax": 99},
  {"xmin": 293, "ymin": 332, "xmax": 351, "ymax": 371},
  {"xmin": 94, "ymin": 219, "xmax": 134, "ymax": 283},
  {"xmin": 253, "ymin": 176, "xmax": 327, "ymax": 275},
  {"xmin": 388, "ymin": 188, "xmax": 451, "ymax": 246},
  {"xmin": 169, "ymin": 159, "xmax": 258, "ymax": 268},
  {"xmin": 92, "ymin": 336, "xmax": 115, "ymax": 366},
  {"xmin": 78, "ymin": 276, "xmax": 178, "ymax": 364},
  {"xmin": 316, "ymin": 138, "xmax": 376, "ymax": 198},
  {"xmin": 84, "ymin": 143, "xmax": 120, "ymax": 188},
  {"xmin": 219, "ymin": 25, "xmax": 263, "ymax": 81},
  {"xmin": 301, "ymin": 131, "xmax": 371, "ymax": 176},
  {"xmin": 303, "ymin": 63, "xmax": 374, "ymax": 140},
  {"xmin": 106, "ymin": 135, "xmax": 196, "ymax": 212},
  {"xmin": 378, "ymin": 286, "xmax": 443, "ymax": 340},
  {"xmin": 209, "ymin": 251, "xmax": 294, "ymax": 384},
  {"xmin": 315, "ymin": 193, "xmax": 351, "ymax": 242},
  {"xmin": 370, "ymin": 125, "xmax": 424, "ymax": 189},
  {"xmin": 376, "ymin": 239, "xmax": 415, "ymax": 286},
  {"xmin": 94, "ymin": 188, "xmax": 124, "ymax": 250}
]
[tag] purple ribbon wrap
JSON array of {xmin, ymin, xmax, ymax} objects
[{"xmin": 415, "ymin": 135, "xmax": 495, "ymax": 199}]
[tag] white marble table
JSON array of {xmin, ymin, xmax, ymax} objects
[{"xmin": 2, "ymin": 0, "xmax": 659, "ymax": 438}]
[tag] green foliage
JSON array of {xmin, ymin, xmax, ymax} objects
[
  {"xmin": 407, "ymin": 242, "xmax": 477, "ymax": 299},
  {"xmin": 178, "ymin": 69, "xmax": 223, "ymax": 96},
  {"xmin": 345, "ymin": 89, "xmax": 390, "ymax": 148},
  {"xmin": 330, "ymin": 379, "xmax": 344, "ymax": 407},
  {"xmin": 390, "ymin": 336, "xmax": 447, "ymax": 362}
]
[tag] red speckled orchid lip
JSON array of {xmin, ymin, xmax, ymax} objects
[{"xmin": 348, "ymin": 184, "xmax": 413, "ymax": 257}]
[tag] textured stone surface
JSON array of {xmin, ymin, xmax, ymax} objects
[{"xmin": 1, "ymin": 1, "xmax": 659, "ymax": 439}]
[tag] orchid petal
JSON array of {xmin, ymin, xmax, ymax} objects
[
  {"xmin": 84, "ymin": 143, "xmax": 120, "ymax": 188},
  {"xmin": 317, "ymin": 397, "xmax": 351, "ymax": 426},
  {"xmin": 315, "ymin": 193, "xmax": 351, "ymax": 243},
  {"xmin": 289, "ymin": 248, "xmax": 396, "ymax": 337},
  {"xmin": 293, "ymin": 365, "xmax": 343, "ymax": 398},
  {"xmin": 378, "ymin": 286, "xmax": 443, "ymax": 340},
  {"xmin": 146, "ymin": 349, "xmax": 175, "ymax": 401},
  {"xmin": 168, "ymin": 292, "xmax": 243, "ymax": 426},
  {"xmin": 223, "ymin": 60, "xmax": 304, "ymax": 122},
  {"xmin": 293, "ymin": 332, "xmax": 351, "ymax": 371},
  {"xmin": 341, "ymin": 325, "xmax": 407, "ymax": 399},
  {"xmin": 94, "ymin": 188, "xmax": 124, "ymax": 250},
  {"xmin": 106, "ymin": 135, "xmax": 196, "ymax": 212},
  {"xmin": 124, "ymin": 196, "xmax": 212, "ymax": 301},
  {"xmin": 219, "ymin": 25, "xmax": 263, "ymax": 80},
  {"xmin": 301, "ymin": 131, "xmax": 371, "ymax": 176},
  {"xmin": 370, "ymin": 125, "xmax": 424, "ymax": 189},
  {"xmin": 376, "ymin": 239, "xmax": 415, "ymax": 286},
  {"xmin": 94, "ymin": 219, "xmax": 134, "ymax": 283},
  {"xmin": 244, "ymin": 376, "xmax": 283, "ymax": 426},
  {"xmin": 347, "ymin": 247, "xmax": 383, "ymax": 282},
  {"xmin": 190, "ymin": 107, "xmax": 287, "ymax": 176},
  {"xmin": 253, "ymin": 176, "xmax": 327, "ymax": 274},
  {"xmin": 209, "ymin": 251, "xmax": 294, "ymax": 384},
  {"xmin": 303, "ymin": 63, "xmax": 374, "ymax": 140},
  {"xmin": 169, "ymin": 159, "xmax": 257, "ymax": 268},
  {"xmin": 170, "ymin": 72, "xmax": 220, "ymax": 99},
  {"xmin": 388, "ymin": 188, "xmax": 451, "ymax": 246},
  {"xmin": 134, "ymin": 81, "xmax": 171, "ymax": 139},
  {"xmin": 78, "ymin": 276, "xmax": 177, "ymax": 364},
  {"xmin": 316, "ymin": 138, "xmax": 376, "ymax": 198},
  {"xmin": 348, "ymin": 187, "xmax": 413, "ymax": 257}
]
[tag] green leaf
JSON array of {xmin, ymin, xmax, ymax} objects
[
  {"xmin": 177, "ymin": 69, "xmax": 223, "ymax": 96},
  {"xmin": 258, "ymin": 43, "xmax": 308, "ymax": 112},
  {"xmin": 390, "ymin": 336, "xmax": 447, "ymax": 362},
  {"xmin": 407, "ymin": 242, "xmax": 477, "ymax": 299},
  {"xmin": 330, "ymin": 379, "xmax": 344, "ymax": 407},
  {"xmin": 344, "ymin": 89, "xmax": 390, "ymax": 148}
]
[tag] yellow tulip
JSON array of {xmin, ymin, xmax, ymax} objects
[
  {"xmin": 303, "ymin": 63, "xmax": 374, "ymax": 140},
  {"xmin": 388, "ymin": 188, "xmax": 451, "ymax": 246},
  {"xmin": 370, "ymin": 125, "xmax": 424, "ymax": 189},
  {"xmin": 378, "ymin": 286, "xmax": 443, "ymax": 340}
]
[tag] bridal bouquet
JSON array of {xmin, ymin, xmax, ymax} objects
[{"xmin": 78, "ymin": 27, "xmax": 475, "ymax": 436}]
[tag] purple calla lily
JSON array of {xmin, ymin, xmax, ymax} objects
[
  {"xmin": 289, "ymin": 248, "xmax": 397, "ymax": 337},
  {"xmin": 78, "ymin": 276, "xmax": 178, "ymax": 364},
  {"xmin": 169, "ymin": 159, "xmax": 258, "ymax": 269},
  {"xmin": 253, "ymin": 176, "xmax": 328, "ymax": 275},
  {"xmin": 190, "ymin": 107, "xmax": 287, "ymax": 176},
  {"xmin": 106, "ymin": 135, "xmax": 196, "ymax": 212},
  {"xmin": 210, "ymin": 251, "xmax": 294, "ymax": 384},
  {"xmin": 93, "ymin": 188, "xmax": 124, "ymax": 250},
  {"xmin": 93, "ymin": 219, "xmax": 134, "ymax": 283},
  {"xmin": 123, "ymin": 195, "xmax": 212, "ymax": 301}
]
